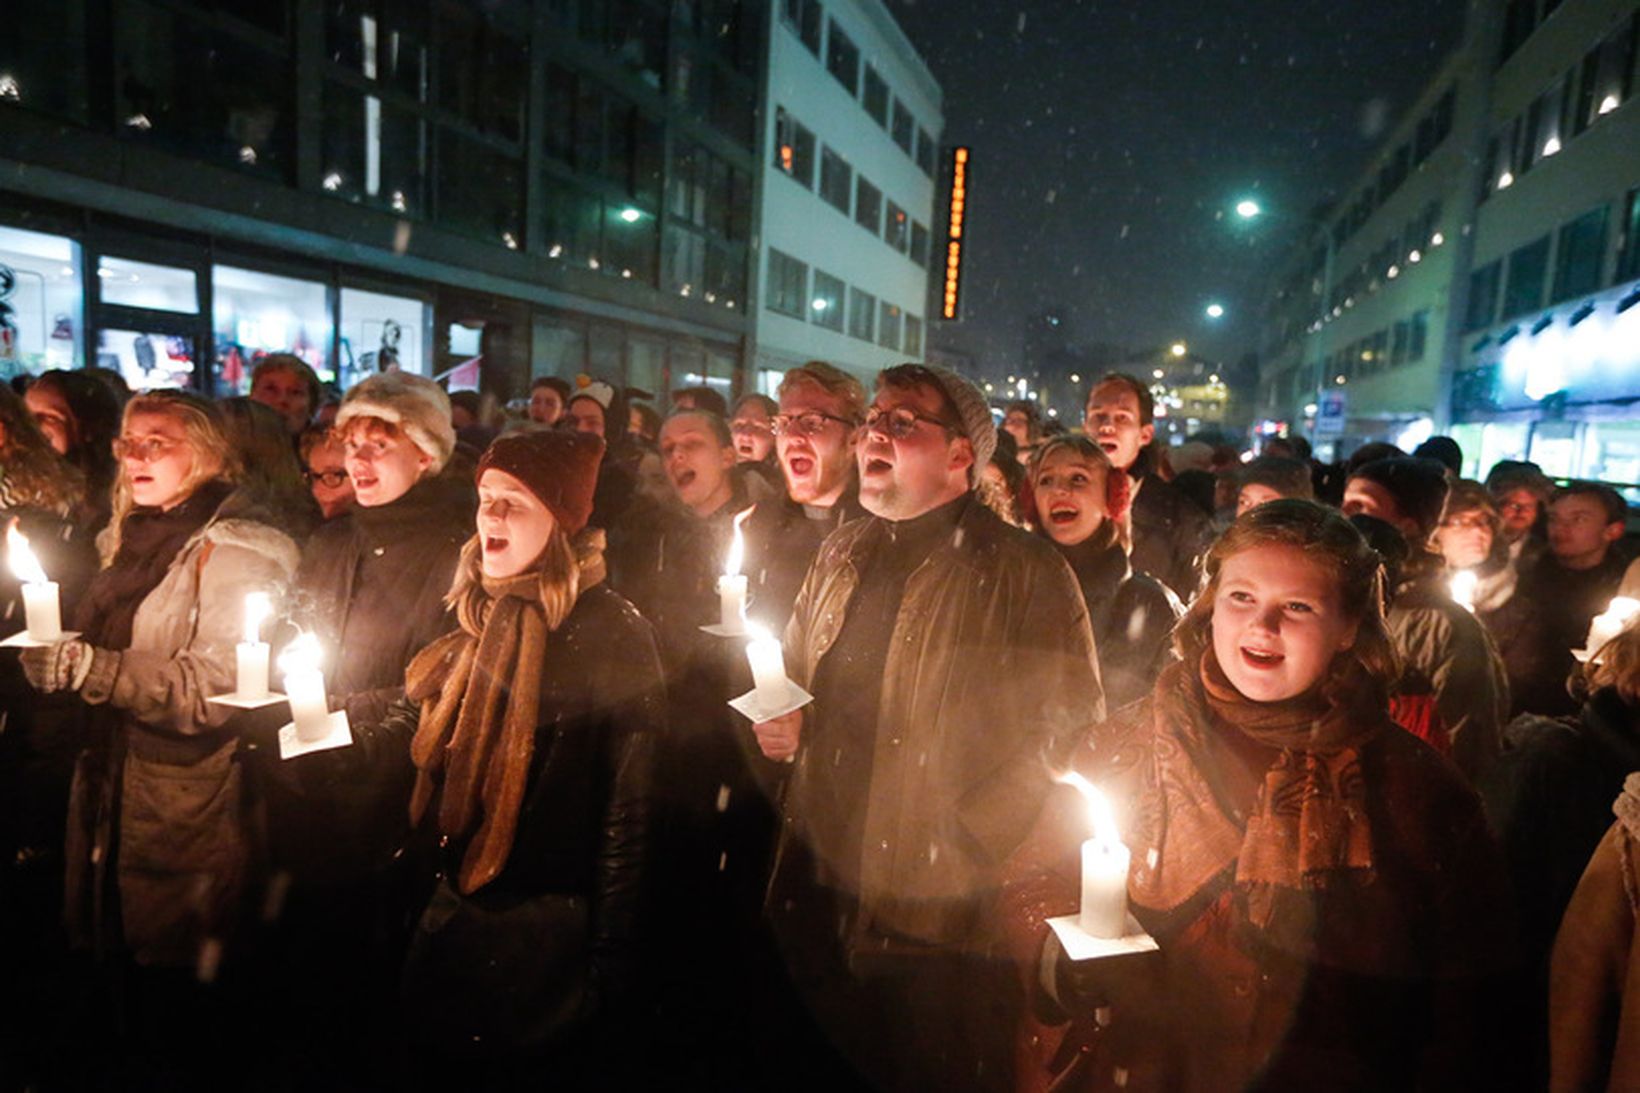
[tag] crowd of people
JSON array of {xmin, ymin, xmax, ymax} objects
[{"xmin": 2, "ymin": 354, "xmax": 1640, "ymax": 1091}]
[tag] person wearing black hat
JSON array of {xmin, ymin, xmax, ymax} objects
[{"xmin": 1344, "ymin": 456, "xmax": 1509, "ymax": 779}]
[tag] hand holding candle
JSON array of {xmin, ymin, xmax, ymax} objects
[
  {"xmin": 278, "ymin": 632, "xmax": 332, "ymax": 743},
  {"xmin": 744, "ymin": 622, "xmax": 791, "ymax": 707},
  {"xmin": 717, "ymin": 507, "xmax": 755, "ymax": 631},
  {"xmin": 236, "ymin": 592, "xmax": 273, "ymax": 699},
  {"xmin": 7, "ymin": 522, "xmax": 63, "ymax": 642},
  {"xmin": 1059, "ymin": 771, "xmax": 1131, "ymax": 939}
]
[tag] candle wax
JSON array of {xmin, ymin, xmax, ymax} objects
[
  {"xmin": 236, "ymin": 641, "xmax": 270, "ymax": 700},
  {"xmin": 1079, "ymin": 837, "xmax": 1131, "ymax": 939},
  {"xmin": 746, "ymin": 634, "xmax": 790, "ymax": 705},
  {"xmin": 22, "ymin": 581, "xmax": 62, "ymax": 642},
  {"xmin": 718, "ymin": 575, "xmax": 748, "ymax": 630},
  {"xmin": 285, "ymin": 668, "xmax": 330, "ymax": 742}
]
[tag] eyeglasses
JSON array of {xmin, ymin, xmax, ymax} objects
[
  {"xmin": 862, "ymin": 405, "xmax": 958, "ymax": 440},
  {"xmin": 770, "ymin": 410, "xmax": 857, "ymax": 437},
  {"xmin": 305, "ymin": 469, "xmax": 349, "ymax": 488},
  {"xmin": 730, "ymin": 419, "xmax": 774, "ymax": 437},
  {"xmin": 113, "ymin": 435, "xmax": 183, "ymax": 462},
  {"xmin": 1498, "ymin": 500, "xmax": 1537, "ymax": 516}
]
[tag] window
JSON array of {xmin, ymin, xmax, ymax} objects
[
  {"xmin": 820, "ymin": 147, "xmax": 852, "ymax": 214},
  {"xmin": 1500, "ymin": 0, "xmax": 1536, "ymax": 63},
  {"xmin": 915, "ymin": 128, "xmax": 936, "ymax": 176},
  {"xmin": 885, "ymin": 201, "xmax": 909, "ymax": 252},
  {"xmin": 1391, "ymin": 320, "xmax": 1410, "ymax": 367},
  {"xmin": 767, "ymin": 249, "xmax": 808, "ymax": 318},
  {"xmin": 98, "ymin": 256, "xmax": 198, "ymax": 313},
  {"xmin": 0, "ymin": 226, "xmax": 83, "ymax": 376},
  {"xmin": 781, "ymin": 0, "xmax": 822, "ymax": 55},
  {"xmin": 811, "ymin": 270, "xmax": 845, "ymax": 331},
  {"xmin": 0, "ymin": 2, "xmax": 92, "ymax": 123},
  {"xmin": 436, "ymin": 129, "xmax": 523, "ymax": 246},
  {"xmin": 436, "ymin": 6, "xmax": 526, "ymax": 142},
  {"xmin": 910, "ymin": 221, "xmax": 931, "ymax": 267},
  {"xmin": 1501, "ymin": 235, "xmax": 1551, "ymax": 319},
  {"xmin": 878, "ymin": 301, "xmax": 902, "ymax": 350},
  {"xmin": 1525, "ymin": 74, "xmax": 1567, "ymax": 169},
  {"xmin": 1408, "ymin": 310, "xmax": 1429, "ymax": 362},
  {"xmin": 1465, "ymin": 260, "xmax": 1501, "ymax": 331},
  {"xmin": 1574, "ymin": 15, "xmax": 1636, "ymax": 133},
  {"xmin": 1618, "ymin": 188, "xmax": 1640, "ymax": 284},
  {"xmin": 891, "ymin": 99, "xmax": 914, "ymax": 154},
  {"xmin": 1552, "ymin": 206, "xmax": 1609, "ymax": 302},
  {"xmin": 855, "ymin": 176, "xmax": 882, "ymax": 235},
  {"xmin": 848, "ymin": 287, "xmax": 876, "ymax": 341},
  {"xmin": 773, "ymin": 108, "xmax": 816, "ymax": 188},
  {"xmin": 863, "ymin": 65, "xmax": 889, "ymax": 126},
  {"xmin": 604, "ymin": 203, "xmax": 659, "ymax": 285},
  {"xmin": 826, "ymin": 21, "xmax": 858, "ymax": 95},
  {"xmin": 212, "ymin": 264, "xmax": 330, "ymax": 395},
  {"xmin": 904, "ymin": 314, "xmax": 924, "ymax": 358},
  {"xmin": 339, "ymin": 287, "xmax": 428, "ymax": 390}
]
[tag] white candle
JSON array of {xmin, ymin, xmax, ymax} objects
[
  {"xmin": 1060, "ymin": 771, "xmax": 1131, "ymax": 939},
  {"xmin": 717, "ymin": 507, "xmax": 755, "ymax": 630},
  {"xmin": 236, "ymin": 592, "xmax": 273, "ymax": 699},
  {"xmin": 1585, "ymin": 597, "xmax": 1640, "ymax": 661},
  {"xmin": 1449, "ymin": 570, "xmax": 1477, "ymax": 613},
  {"xmin": 7, "ymin": 524, "xmax": 62, "ymax": 641},
  {"xmin": 278, "ymin": 633, "xmax": 331, "ymax": 742},
  {"xmin": 745, "ymin": 623, "xmax": 790, "ymax": 706}
]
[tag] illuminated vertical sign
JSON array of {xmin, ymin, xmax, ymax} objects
[{"xmin": 942, "ymin": 146, "xmax": 969, "ymax": 320}]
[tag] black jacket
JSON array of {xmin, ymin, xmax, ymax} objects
[
  {"xmin": 1052, "ymin": 534, "xmax": 1182, "ymax": 711},
  {"xmin": 1128, "ymin": 472, "xmax": 1212, "ymax": 600},
  {"xmin": 740, "ymin": 486, "xmax": 865, "ymax": 633},
  {"xmin": 391, "ymin": 584, "xmax": 665, "ymax": 1058}
]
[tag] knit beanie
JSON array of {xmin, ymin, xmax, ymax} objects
[
  {"xmin": 476, "ymin": 430, "xmax": 604, "ymax": 536},
  {"xmin": 1349, "ymin": 456, "xmax": 1450, "ymax": 537},
  {"xmin": 886, "ymin": 364, "xmax": 997, "ymax": 472},
  {"xmin": 335, "ymin": 373, "xmax": 457, "ymax": 473}
]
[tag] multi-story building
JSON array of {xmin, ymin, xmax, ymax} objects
[
  {"xmin": 0, "ymin": 0, "xmax": 940, "ymax": 410},
  {"xmin": 753, "ymin": 0, "xmax": 942, "ymax": 392},
  {"xmin": 1451, "ymin": 0, "xmax": 1640, "ymax": 481}
]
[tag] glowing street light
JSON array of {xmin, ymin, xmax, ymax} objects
[
  {"xmin": 1235, "ymin": 199, "xmax": 1262, "ymax": 220},
  {"xmin": 1170, "ymin": 342, "xmax": 1188, "ymax": 358},
  {"xmin": 1205, "ymin": 303, "xmax": 1225, "ymax": 319}
]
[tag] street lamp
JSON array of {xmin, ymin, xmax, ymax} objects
[
  {"xmin": 1235, "ymin": 199, "xmax": 1262, "ymax": 220},
  {"xmin": 1205, "ymin": 303, "xmax": 1225, "ymax": 319},
  {"xmin": 1170, "ymin": 342, "xmax": 1187, "ymax": 358}
]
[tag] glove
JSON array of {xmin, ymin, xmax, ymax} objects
[{"xmin": 19, "ymin": 639, "xmax": 98, "ymax": 694}]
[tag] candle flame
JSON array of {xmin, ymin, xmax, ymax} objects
[
  {"xmin": 6, "ymin": 522, "xmax": 49, "ymax": 585},
  {"xmin": 1057, "ymin": 770, "xmax": 1121, "ymax": 846},
  {"xmin": 277, "ymin": 631, "xmax": 324, "ymax": 677},
  {"xmin": 1604, "ymin": 597, "xmax": 1640, "ymax": 625},
  {"xmin": 723, "ymin": 506, "xmax": 754, "ymax": 578},
  {"xmin": 244, "ymin": 592, "xmax": 273, "ymax": 644},
  {"xmin": 1449, "ymin": 570, "xmax": 1477, "ymax": 612}
]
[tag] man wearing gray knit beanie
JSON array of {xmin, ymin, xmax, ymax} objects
[{"xmin": 752, "ymin": 362, "xmax": 1104, "ymax": 1092}]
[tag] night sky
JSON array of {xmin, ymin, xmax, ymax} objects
[{"xmin": 886, "ymin": 0, "xmax": 1470, "ymax": 383}]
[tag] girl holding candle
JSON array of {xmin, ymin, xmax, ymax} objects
[
  {"xmin": 1000, "ymin": 500, "xmax": 1519, "ymax": 1092},
  {"xmin": 380, "ymin": 429, "xmax": 662, "ymax": 1083},
  {"xmin": 15, "ymin": 391, "xmax": 297, "ymax": 1077}
]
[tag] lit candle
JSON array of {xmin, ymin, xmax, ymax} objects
[
  {"xmin": 236, "ymin": 592, "xmax": 273, "ymax": 699},
  {"xmin": 744, "ymin": 622, "xmax": 791, "ymax": 706},
  {"xmin": 7, "ymin": 523, "xmax": 62, "ymax": 642},
  {"xmin": 1059, "ymin": 771, "xmax": 1131, "ymax": 939},
  {"xmin": 717, "ymin": 507, "xmax": 754, "ymax": 630},
  {"xmin": 1449, "ymin": 570, "xmax": 1478, "ymax": 612},
  {"xmin": 278, "ymin": 632, "xmax": 332, "ymax": 742},
  {"xmin": 1583, "ymin": 596, "xmax": 1640, "ymax": 662}
]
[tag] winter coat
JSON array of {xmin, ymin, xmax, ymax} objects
[
  {"xmin": 739, "ymin": 486, "xmax": 865, "ymax": 633},
  {"xmin": 1388, "ymin": 559, "xmax": 1511, "ymax": 781},
  {"xmin": 64, "ymin": 492, "xmax": 300, "ymax": 967},
  {"xmin": 770, "ymin": 498, "xmax": 1105, "ymax": 955},
  {"xmin": 1000, "ymin": 696, "xmax": 1521, "ymax": 1093},
  {"xmin": 1513, "ymin": 552, "xmax": 1627, "ymax": 718},
  {"xmin": 1128, "ymin": 472, "xmax": 1212, "ymax": 601},
  {"xmin": 1472, "ymin": 558, "xmax": 1558, "ymax": 718},
  {"xmin": 1053, "ymin": 535, "xmax": 1182, "ymax": 711},
  {"xmin": 390, "ymin": 584, "xmax": 664, "ymax": 1059},
  {"xmin": 1549, "ymin": 775, "xmax": 1640, "ymax": 1092}
]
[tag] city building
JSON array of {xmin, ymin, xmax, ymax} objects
[
  {"xmin": 754, "ymin": 0, "xmax": 942, "ymax": 392},
  {"xmin": 1252, "ymin": 0, "xmax": 1640, "ymax": 478}
]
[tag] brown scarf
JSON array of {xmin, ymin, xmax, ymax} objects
[
  {"xmin": 405, "ymin": 546, "xmax": 605, "ymax": 894},
  {"xmin": 1131, "ymin": 649, "xmax": 1385, "ymax": 926}
]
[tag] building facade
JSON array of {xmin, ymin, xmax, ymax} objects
[
  {"xmin": 0, "ymin": 1, "xmax": 937, "ymax": 410},
  {"xmin": 753, "ymin": 0, "xmax": 942, "ymax": 392}
]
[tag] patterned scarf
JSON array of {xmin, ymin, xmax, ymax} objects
[
  {"xmin": 405, "ymin": 544, "xmax": 604, "ymax": 894},
  {"xmin": 1132, "ymin": 649, "xmax": 1385, "ymax": 926}
]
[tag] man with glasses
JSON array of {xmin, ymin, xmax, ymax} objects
[
  {"xmin": 739, "ymin": 363, "xmax": 867, "ymax": 631},
  {"xmin": 751, "ymin": 363, "xmax": 1103, "ymax": 1092}
]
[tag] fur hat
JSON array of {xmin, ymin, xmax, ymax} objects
[
  {"xmin": 335, "ymin": 373, "xmax": 457, "ymax": 473},
  {"xmin": 476, "ymin": 430, "xmax": 604, "ymax": 536}
]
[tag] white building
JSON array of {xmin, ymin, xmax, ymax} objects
[{"xmin": 753, "ymin": 0, "xmax": 943, "ymax": 392}]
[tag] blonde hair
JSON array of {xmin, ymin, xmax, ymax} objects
[
  {"xmin": 1028, "ymin": 435, "xmax": 1128, "ymax": 553},
  {"xmin": 1174, "ymin": 499, "xmax": 1400, "ymax": 701},
  {"xmin": 1587, "ymin": 618, "xmax": 1640, "ymax": 704},
  {"xmin": 446, "ymin": 525, "xmax": 606, "ymax": 636},
  {"xmin": 103, "ymin": 391, "xmax": 239, "ymax": 562},
  {"xmin": 778, "ymin": 361, "xmax": 867, "ymax": 423}
]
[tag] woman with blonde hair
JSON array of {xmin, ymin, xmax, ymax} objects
[
  {"xmin": 1001, "ymin": 499, "xmax": 1518, "ymax": 1091},
  {"xmin": 16, "ymin": 389, "xmax": 298, "ymax": 1078}
]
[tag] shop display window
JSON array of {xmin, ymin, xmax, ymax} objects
[
  {"xmin": 211, "ymin": 264, "xmax": 329, "ymax": 396},
  {"xmin": 98, "ymin": 328, "xmax": 196, "ymax": 391},
  {"xmin": 98, "ymin": 256, "xmax": 198, "ymax": 313},
  {"xmin": 0, "ymin": 226, "xmax": 83, "ymax": 378},
  {"xmin": 339, "ymin": 287, "xmax": 428, "ymax": 393}
]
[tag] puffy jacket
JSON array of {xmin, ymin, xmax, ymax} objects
[{"xmin": 770, "ymin": 498, "xmax": 1104, "ymax": 952}]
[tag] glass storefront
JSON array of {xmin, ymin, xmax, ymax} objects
[
  {"xmin": 97, "ymin": 328, "xmax": 197, "ymax": 390},
  {"xmin": 212, "ymin": 264, "xmax": 330, "ymax": 395},
  {"xmin": 0, "ymin": 225, "xmax": 82, "ymax": 378},
  {"xmin": 98, "ymin": 255, "xmax": 198, "ymax": 313},
  {"xmin": 338, "ymin": 286, "xmax": 428, "ymax": 391}
]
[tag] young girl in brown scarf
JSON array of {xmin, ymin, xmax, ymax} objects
[
  {"xmin": 389, "ymin": 429, "xmax": 664, "ymax": 1084},
  {"xmin": 1000, "ymin": 500, "xmax": 1523, "ymax": 1092}
]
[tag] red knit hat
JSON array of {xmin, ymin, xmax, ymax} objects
[{"xmin": 476, "ymin": 429, "xmax": 605, "ymax": 535}]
